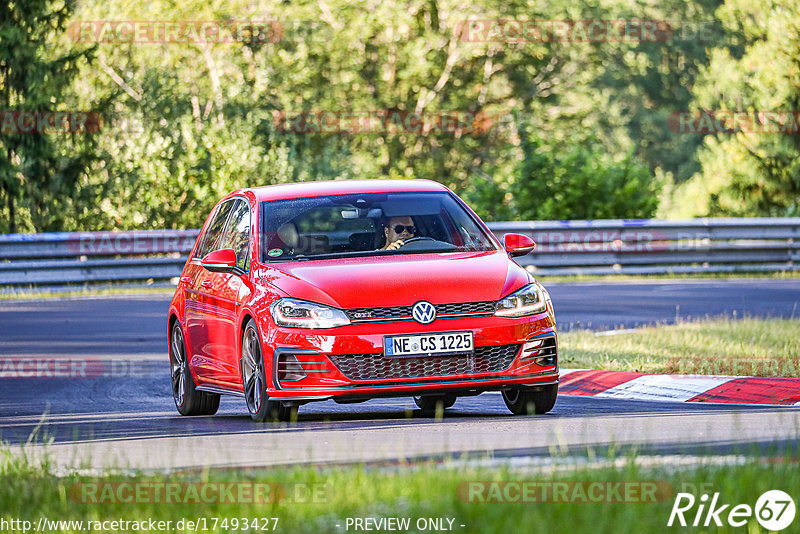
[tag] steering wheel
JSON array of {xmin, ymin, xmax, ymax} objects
[
  {"xmin": 400, "ymin": 236, "xmax": 435, "ymax": 245},
  {"xmin": 397, "ymin": 236, "xmax": 457, "ymax": 252}
]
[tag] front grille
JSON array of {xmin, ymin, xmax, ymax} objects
[
  {"xmin": 345, "ymin": 301, "xmax": 495, "ymax": 321},
  {"xmin": 328, "ymin": 344, "xmax": 520, "ymax": 381},
  {"xmin": 347, "ymin": 305, "xmax": 413, "ymax": 320},
  {"xmin": 437, "ymin": 302, "xmax": 495, "ymax": 315}
]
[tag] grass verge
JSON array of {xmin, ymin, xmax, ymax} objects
[
  {"xmin": 0, "ymin": 285, "xmax": 175, "ymax": 300},
  {"xmin": 2, "ymin": 448, "xmax": 799, "ymax": 534},
  {"xmin": 560, "ymin": 317, "xmax": 800, "ymax": 376}
]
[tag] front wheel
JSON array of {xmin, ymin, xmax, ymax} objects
[
  {"xmin": 414, "ymin": 394, "xmax": 456, "ymax": 413},
  {"xmin": 241, "ymin": 319, "xmax": 298, "ymax": 422},
  {"xmin": 502, "ymin": 384, "xmax": 557, "ymax": 415},
  {"xmin": 170, "ymin": 321, "xmax": 219, "ymax": 416}
]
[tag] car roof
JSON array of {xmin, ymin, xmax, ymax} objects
[{"xmin": 239, "ymin": 179, "xmax": 450, "ymax": 202}]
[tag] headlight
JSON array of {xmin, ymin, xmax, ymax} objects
[
  {"xmin": 270, "ymin": 298, "xmax": 350, "ymax": 328},
  {"xmin": 495, "ymin": 283, "xmax": 547, "ymax": 317}
]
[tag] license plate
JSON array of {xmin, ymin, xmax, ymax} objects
[{"xmin": 383, "ymin": 331, "xmax": 474, "ymax": 358}]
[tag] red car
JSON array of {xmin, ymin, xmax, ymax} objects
[{"xmin": 168, "ymin": 179, "xmax": 558, "ymax": 421}]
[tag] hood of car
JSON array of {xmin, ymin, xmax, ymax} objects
[{"xmin": 264, "ymin": 251, "xmax": 529, "ymax": 309}]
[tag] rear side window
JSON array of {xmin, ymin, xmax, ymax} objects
[{"xmin": 198, "ymin": 201, "xmax": 235, "ymax": 258}]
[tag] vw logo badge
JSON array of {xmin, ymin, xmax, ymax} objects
[{"xmin": 412, "ymin": 301, "xmax": 437, "ymax": 324}]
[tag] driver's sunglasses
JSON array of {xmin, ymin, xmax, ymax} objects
[{"xmin": 392, "ymin": 224, "xmax": 417, "ymax": 234}]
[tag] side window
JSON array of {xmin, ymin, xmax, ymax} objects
[
  {"xmin": 218, "ymin": 199, "xmax": 251, "ymax": 271},
  {"xmin": 198, "ymin": 201, "xmax": 235, "ymax": 259}
]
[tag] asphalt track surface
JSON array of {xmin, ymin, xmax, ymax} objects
[
  {"xmin": 1, "ymin": 279, "xmax": 799, "ymax": 357},
  {"xmin": 1, "ymin": 279, "xmax": 799, "ymax": 470}
]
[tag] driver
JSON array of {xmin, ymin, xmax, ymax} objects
[{"xmin": 380, "ymin": 216, "xmax": 417, "ymax": 250}]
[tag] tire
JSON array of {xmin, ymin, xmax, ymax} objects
[
  {"xmin": 170, "ymin": 321, "xmax": 220, "ymax": 416},
  {"xmin": 414, "ymin": 393, "xmax": 456, "ymax": 413},
  {"xmin": 241, "ymin": 319, "xmax": 298, "ymax": 422},
  {"xmin": 502, "ymin": 384, "xmax": 557, "ymax": 415}
]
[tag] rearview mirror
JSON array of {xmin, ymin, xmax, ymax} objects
[
  {"xmin": 201, "ymin": 248, "xmax": 242, "ymax": 274},
  {"xmin": 504, "ymin": 233, "xmax": 536, "ymax": 257}
]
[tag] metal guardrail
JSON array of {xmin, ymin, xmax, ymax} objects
[
  {"xmin": 0, "ymin": 218, "xmax": 798, "ymax": 288},
  {"xmin": 0, "ymin": 230, "xmax": 199, "ymax": 287},
  {"xmin": 491, "ymin": 218, "xmax": 800, "ymax": 275}
]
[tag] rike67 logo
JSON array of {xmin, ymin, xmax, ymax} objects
[{"xmin": 668, "ymin": 490, "xmax": 796, "ymax": 530}]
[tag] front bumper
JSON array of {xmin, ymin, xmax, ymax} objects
[{"xmin": 262, "ymin": 312, "xmax": 558, "ymax": 401}]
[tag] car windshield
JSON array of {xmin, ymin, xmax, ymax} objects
[{"xmin": 260, "ymin": 191, "xmax": 498, "ymax": 261}]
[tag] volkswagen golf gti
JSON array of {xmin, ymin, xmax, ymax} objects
[{"xmin": 167, "ymin": 179, "xmax": 558, "ymax": 421}]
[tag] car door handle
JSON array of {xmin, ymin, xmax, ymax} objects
[
  {"xmin": 200, "ymin": 280, "xmax": 213, "ymax": 290},
  {"xmin": 180, "ymin": 277, "xmax": 192, "ymax": 285}
]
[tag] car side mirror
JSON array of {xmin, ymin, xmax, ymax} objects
[
  {"xmin": 504, "ymin": 233, "xmax": 536, "ymax": 257},
  {"xmin": 201, "ymin": 248, "xmax": 242, "ymax": 274}
]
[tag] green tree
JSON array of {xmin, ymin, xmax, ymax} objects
[
  {"xmin": 510, "ymin": 130, "xmax": 659, "ymax": 220},
  {"xmin": 2, "ymin": 0, "xmax": 743, "ymax": 231},
  {"xmin": 667, "ymin": 0, "xmax": 800, "ymax": 216},
  {"xmin": 588, "ymin": 0, "xmax": 728, "ymax": 183},
  {"xmin": 0, "ymin": 0, "xmax": 99, "ymax": 232}
]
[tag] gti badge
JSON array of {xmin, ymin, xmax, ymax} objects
[{"xmin": 412, "ymin": 301, "xmax": 436, "ymax": 324}]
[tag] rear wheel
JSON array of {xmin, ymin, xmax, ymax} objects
[
  {"xmin": 170, "ymin": 321, "xmax": 220, "ymax": 416},
  {"xmin": 241, "ymin": 320, "xmax": 298, "ymax": 422},
  {"xmin": 502, "ymin": 384, "xmax": 557, "ymax": 415},
  {"xmin": 414, "ymin": 394, "xmax": 456, "ymax": 413}
]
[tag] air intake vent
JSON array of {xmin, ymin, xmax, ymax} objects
[
  {"xmin": 520, "ymin": 336, "xmax": 557, "ymax": 367},
  {"xmin": 277, "ymin": 354, "xmax": 307, "ymax": 382}
]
